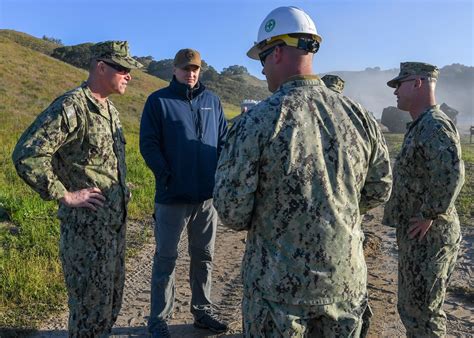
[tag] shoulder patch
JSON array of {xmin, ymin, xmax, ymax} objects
[
  {"xmin": 65, "ymin": 104, "xmax": 75, "ymax": 120},
  {"xmin": 61, "ymin": 102, "xmax": 78, "ymax": 132}
]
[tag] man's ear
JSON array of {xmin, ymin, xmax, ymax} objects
[
  {"xmin": 414, "ymin": 77, "xmax": 424, "ymax": 88},
  {"xmin": 273, "ymin": 45, "xmax": 284, "ymax": 64},
  {"xmin": 97, "ymin": 61, "xmax": 106, "ymax": 74}
]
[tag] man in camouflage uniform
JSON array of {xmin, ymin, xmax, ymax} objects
[
  {"xmin": 12, "ymin": 41, "xmax": 142, "ymax": 337},
  {"xmin": 383, "ymin": 62, "xmax": 464, "ymax": 337},
  {"xmin": 321, "ymin": 74, "xmax": 345, "ymax": 94},
  {"xmin": 213, "ymin": 6, "xmax": 392, "ymax": 337}
]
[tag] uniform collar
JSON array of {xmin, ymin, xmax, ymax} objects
[
  {"xmin": 82, "ymin": 82, "xmax": 111, "ymax": 119},
  {"xmin": 279, "ymin": 74, "xmax": 323, "ymax": 90},
  {"xmin": 407, "ymin": 104, "xmax": 439, "ymax": 132}
]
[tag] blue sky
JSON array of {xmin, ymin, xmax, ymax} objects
[{"xmin": 1, "ymin": 0, "xmax": 472, "ymax": 79}]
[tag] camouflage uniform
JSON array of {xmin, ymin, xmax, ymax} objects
[
  {"xmin": 383, "ymin": 104, "xmax": 464, "ymax": 336},
  {"xmin": 214, "ymin": 74, "xmax": 392, "ymax": 336},
  {"xmin": 12, "ymin": 41, "xmax": 142, "ymax": 337},
  {"xmin": 322, "ymin": 74, "xmax": 373, "ymax": 337},
  {"xmin": 321, "ymin": 74, "xmax": 345, "ymax": 94},
  {"xmin": 384, "ymin": 62, "xmax": 465, "ymax": 337}
]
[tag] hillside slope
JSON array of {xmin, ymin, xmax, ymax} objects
[
  {"xmin": 0, "ymin": 29, "xmax": 60, "ymax": 55},
  {"xmin": 0, "ymin": 34, "xmax": 170, "ymax": 130}
]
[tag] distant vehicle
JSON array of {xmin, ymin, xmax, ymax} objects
[{"xmin": 240, "ymin": 99, "xmax": 260, "ymax": 113}]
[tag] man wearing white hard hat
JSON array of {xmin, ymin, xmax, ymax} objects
[{"xmin": 214, "ymin": 6, "xmax": 392, "ymax": 336}]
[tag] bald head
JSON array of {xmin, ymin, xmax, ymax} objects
[{"xmin": 262, "ymin": 44, "xmax": 314, "ymax": 92}]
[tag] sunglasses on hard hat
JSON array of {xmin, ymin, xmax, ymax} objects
[
  {"xmin": 258, "ymin": 43, "xmax": 285, "ymax": 67},
  {"xmin": 100, "ymin": 60, "xmax": 131, "ymax": 75}
]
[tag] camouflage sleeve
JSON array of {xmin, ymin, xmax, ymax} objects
[
  {"xmin": 12, "ymin": 102, "xmax": 77, "ymax": 201},
  {"xmin": 359, "ymin": 113, "xmax": 392, "ymax": 214},
  {"xmin": 419, "ymin": 126, "xmax": 464, "ymax": 219},
  {"xmin": 213, "ymin": 114, "xmax": 261, "ymax": 231}
]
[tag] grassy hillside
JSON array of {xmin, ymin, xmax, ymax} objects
[
  {"xmin": 203, "ymin": 74, "xmax": 269, "ymax": 107},
  {"xmin": 120, "ymin": 58, "xmax": 269, "ymax": 107},
  {"xmin": 0, "ymin": 29, "xmax": 60, "ymax": 55}
]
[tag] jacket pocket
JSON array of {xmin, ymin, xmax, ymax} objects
[{"xmin": 87, "ymin": 132, "xmax": 115, "ymax": 168}]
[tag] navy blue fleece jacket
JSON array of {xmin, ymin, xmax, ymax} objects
[{"xmin": 140, "ymin": 77, "xmax": 228, "ymax": 204}]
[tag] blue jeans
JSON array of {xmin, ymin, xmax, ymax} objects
[{"xmin": 148, "ymin": 199, "xmax": 217, "ymax": 332}]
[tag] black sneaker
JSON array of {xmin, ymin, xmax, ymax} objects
[
  {"xmin": 151, "ymin": 319, "xmax": 171, "ymax": 338},
  {"xmin": 194, "ymin": 312, "xmax": 229, "ymax": 333}
]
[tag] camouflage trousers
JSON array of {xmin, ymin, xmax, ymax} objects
[
  {"xmin": 397, "ymin": 223, "xmax": 460, "ymax": 338},
  {"xmin": 60, "ymin": 221, "xmax": 126, "ymax": 338},
  {"xmin": 242, "ymin": 289, "xmax": 366, "ymax": 337}
]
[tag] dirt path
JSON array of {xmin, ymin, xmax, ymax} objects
[
  {"xmin": 31, "ymin": 207, "xmax": 473, "ymax": 337},
  {"xmin": 30, "ymin": 222, "xmax": 246, "ymax": 338}
]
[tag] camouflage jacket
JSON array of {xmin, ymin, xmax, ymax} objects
[
  {"xmin": 213, "ymin": 75, "xmax": 392, "ymax": 305},
  {"xmin": 12, "ymin": 82, "xmax": 129, "ymax": 225},
  {"xmin": 383, "ymin": 105, "xmax": 464, "ymax": 241}
]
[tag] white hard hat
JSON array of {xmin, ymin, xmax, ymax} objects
[{"xmin": 247, "ymin": 6, "xmax": 322, "ymax": 60}]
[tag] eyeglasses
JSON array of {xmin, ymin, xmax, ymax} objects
[
  {"xmin": 396, "ymin": 77, "xmax": 425, "ymax": 89},
  {"xmin": 258, "ymin": 43, "xmax": 285, "ymax": 67},
  {"xmin": 100, "ymin": 60, "xmax": 131, "ymax": 75}
]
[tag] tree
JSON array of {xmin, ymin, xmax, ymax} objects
[
  {"xmin": 134, "ymin": 55, "xmax": 154, "ymax": 69},
  {"xmin": 201, "ymin": 65, "xmax": 219, "ymax": 82},
  {"xmin": 42, "ymin": 35, "xmax": 63, "ymax": 46},
  {"xmin": 221, "ymin": 65, "xmax": 249, "ymax": 76},
  {"xmin": 148, "ymin": 59, "xmax": 174, "ymax": 81},
  {"xmin": 51, "ymin": 43, "xmax": 94, "ymax": 69}
]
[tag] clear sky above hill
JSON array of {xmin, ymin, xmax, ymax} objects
[{"xmin": 1, "ymin": 0, "xmax": 472, "ymax": 79}]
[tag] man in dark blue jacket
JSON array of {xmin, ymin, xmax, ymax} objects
[{"xmin": 140, "ymin": 48, "xmax": 228, "ymax": 337}]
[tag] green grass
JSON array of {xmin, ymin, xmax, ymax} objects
[
  {"xmin": 0, "ymin": 126, "xmax": 66, "ymax": 327},
  {"xmin": 458, "ymin": 137, "xmax": 474, "ymax": 226},
  {"xmin": 222, "ymin": 102, "xmax": 241, "ymax": 120},
  {"xmin": 0, "ymin": 30, "xmax": 60, "ymax": 55},
  {"xmin": 460, "ymin": 136, "xmax": 474, "ymax": 162},
  {"xmin": 124, "ymin": 130, "xmax": 155, "ymax": 219},
  {"xmin": 382, "ymin": 133, "xmax": 404, "ymax": 159}
]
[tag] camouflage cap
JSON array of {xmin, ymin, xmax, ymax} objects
[
  {"xmin": 321, "ymin": 74, "xmax": 345, "ymax": 93},
  {"xmin": 387, "ymin": 62, "xmax": 439, "ymax": 88},
  {"xmin": 91, "ymin": 40, "xmax": 143, "ymax": 69},
  {"xmin": 174, "ymin": 48, "xmax": 201, "ymax": 68}
]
